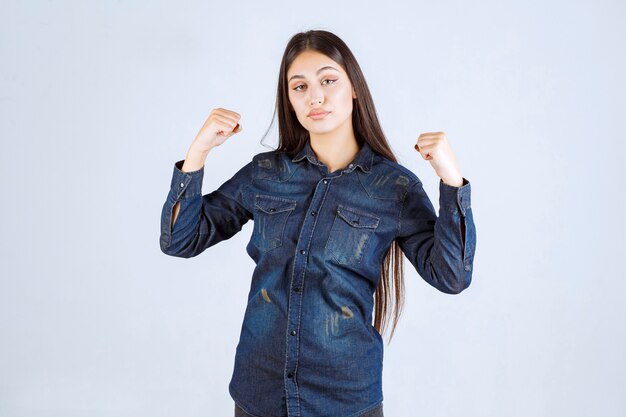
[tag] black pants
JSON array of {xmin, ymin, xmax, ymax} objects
[{"xmin": 234, "ymin": 401, "xmax": 384, "ymax": 417}]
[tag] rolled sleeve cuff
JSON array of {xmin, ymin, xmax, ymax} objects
[
  {"xmin": 170, "ymin": 159, "xmax": 204, "ymax": 200},
  {"xmin": 439, "ymin": 177, "xmax": 471, "ymax": 216}
]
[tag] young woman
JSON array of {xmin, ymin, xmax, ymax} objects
[{"xmin": 160, "ymin": 29, "xmax": 476, "ymax": 417}]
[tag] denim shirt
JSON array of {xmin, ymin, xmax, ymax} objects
[{"xmin": 160, "ymin": 139, "xmax": 476, "ymax": 417}]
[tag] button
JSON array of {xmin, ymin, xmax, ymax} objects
[
  {"xmin": 293, "ymin": 287, "xmax": 300, "ymax": 292},
  {"xmin": 464, "ymin": 265, "xmax": 471, "ymax": 271},
  {"xmin": 311, "ymin": 211, "xmax": 317, "ymax": 216},
  {"xmin": 291, "ymin": 330, "xmax": 296, "ymax": 336},
  {"xmin": 179, "ymin": 182, "xmax": 184, "ymax": 187},
  {"xmin": 323, "ymin": 179, "xmax": 328, "ymax": 184},
  {"xmin": 300, "ymin": 249, "xmax": 306, "ymax": 254},
  {"xmin": 269, "ymin": 208, "xmax": 276, "ymax": 212},
  {"xmin": 348, "ymin": 163, "xmax": 354, "ymax": 168},
  {"xmin": 287, "ymin": 372, "xmax": 294, "ymax": 378}
]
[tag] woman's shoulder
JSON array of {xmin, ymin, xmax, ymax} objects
[
  {"xmin": 250, "ymin": 148, "xmax": 284, "ymax": 165},
  {"xmin": 371, "ymin": 153, "xmax": 422, "ymax": 187},
  {"xmin": 353, "ymin": 154, "xmax": 421, "ymax": 201},
  {"xmin": 248, "ymin": 148, "xmax": 296, "ymax": 181}
]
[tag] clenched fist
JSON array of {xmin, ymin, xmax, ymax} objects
[
  {"xmin": 191, "ymin": 107, "xmax": 243, "ymax": 153},
  {"xmin": 414, "ymin": 132, "xmax": 464, "ymax": 187}
]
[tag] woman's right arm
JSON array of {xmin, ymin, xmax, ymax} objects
[
  {"xmin": 170, "ymin": 145, "xmax": 212, "ymax": 228},
  {"xmin": 160, "ymin": 108, "xmax": 248, "ymax": 258}
]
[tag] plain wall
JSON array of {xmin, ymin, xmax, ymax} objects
[{"xmin": 1, "ymin": 1, "xmax": 624, "ymax": 416}]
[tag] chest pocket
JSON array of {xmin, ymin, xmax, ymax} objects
[
  {"xmin": 325, "ymin": 204, "xmax": 380, "ymax": 265},
  {"xmin": 253, "ymin": 194, "xmax": 297, "ymax": 252}
]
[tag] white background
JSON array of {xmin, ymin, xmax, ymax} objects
[{"xmin": 1, "ymin": 1, "xmax": 624, "ymax": 416}]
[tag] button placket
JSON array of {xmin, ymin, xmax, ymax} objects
[
  {"xmin": 176, "ymin": 177, "xmax": 189, "ymax": 199},
  {"xmin": 284, "ymin": 175, "xmax": 332, "ymax": 416}
]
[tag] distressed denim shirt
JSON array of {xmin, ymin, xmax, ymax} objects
[{"xmin": 160, "ymin": 139, "xmax": 476, "ymax": 417}]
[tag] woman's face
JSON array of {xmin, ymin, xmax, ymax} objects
[{"xmin": 286, "ymin": 50, "xmax": 357, "ymax": 136}]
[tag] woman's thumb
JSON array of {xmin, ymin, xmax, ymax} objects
[{"xmin": 221, "ymin": 123, "xmax": 242, "ymax": 139}]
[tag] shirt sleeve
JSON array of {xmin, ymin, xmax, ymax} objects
[
  {"xmin": 159, "ymin": 158, "xmax": 254, "ymax": 258},
  {"xmin": 396, "ymin": 177, "xmax": 476, "ymax": 294}
]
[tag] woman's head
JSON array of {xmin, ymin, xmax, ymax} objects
[
  {"xmin": 261, "ymin": 29, "xmax": 408, "ymax": 344},
  {"xmin": 268, "ymin": 30, "xmax": 394, "ymax": 160},
  {"xmin": 286, "ymin": 49, "xmax": 357, "ymax": 141}
]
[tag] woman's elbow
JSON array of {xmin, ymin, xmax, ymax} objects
[{"xmin": 430, "ymin": 262, "xmax": 473, "ymax": 295}]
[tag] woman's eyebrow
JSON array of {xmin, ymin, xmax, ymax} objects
[{"xmin": 288, "ymin": 66, "xmax": 339, "ymax": 82}]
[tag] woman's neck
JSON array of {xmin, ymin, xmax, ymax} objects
[{"xmin": 309, "ymin": 127, "xmax": 360, "ymax": 174}]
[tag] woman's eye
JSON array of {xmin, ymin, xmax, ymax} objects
[{"xmin": 292, "ymin": 79, "xmax": 337, "ymax": 91}]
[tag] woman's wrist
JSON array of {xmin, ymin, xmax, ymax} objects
[
  {"xmin": 441, "ymin": 176, "xmax": 464, "ymax": 187},
  {"xmin": 182, "ymin": 144, "xmax": 212, "ymax": 172}
]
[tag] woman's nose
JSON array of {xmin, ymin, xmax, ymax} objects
[{"xmin": 308, "ymin": 87, "xmax": 324, "ymax": 105}]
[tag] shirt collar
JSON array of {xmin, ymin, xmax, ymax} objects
[{"xmin": 291, "ymin": 139, "xmax": 373, "ymax": 174}]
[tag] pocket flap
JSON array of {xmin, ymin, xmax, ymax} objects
[
  {"xmin": 255, "ymin": 194, "xmax": 297, "ymax": 214},
  {"xmin": 336, "ymin": 205, "xmax": 379, "ymax": 228}
]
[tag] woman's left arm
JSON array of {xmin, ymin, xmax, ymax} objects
[{"xmin": 396, "ymin": 132, "xmax": 476, "ymax": 294}]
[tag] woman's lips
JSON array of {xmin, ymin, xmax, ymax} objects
[{"xmin": 309, "ymin": 111, "xmax": 329, "ymax": 120}]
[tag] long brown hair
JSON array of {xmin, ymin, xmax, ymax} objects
[{"xmin": 259, "ymin": 29, "xmax": 406, "ymax": 344}]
